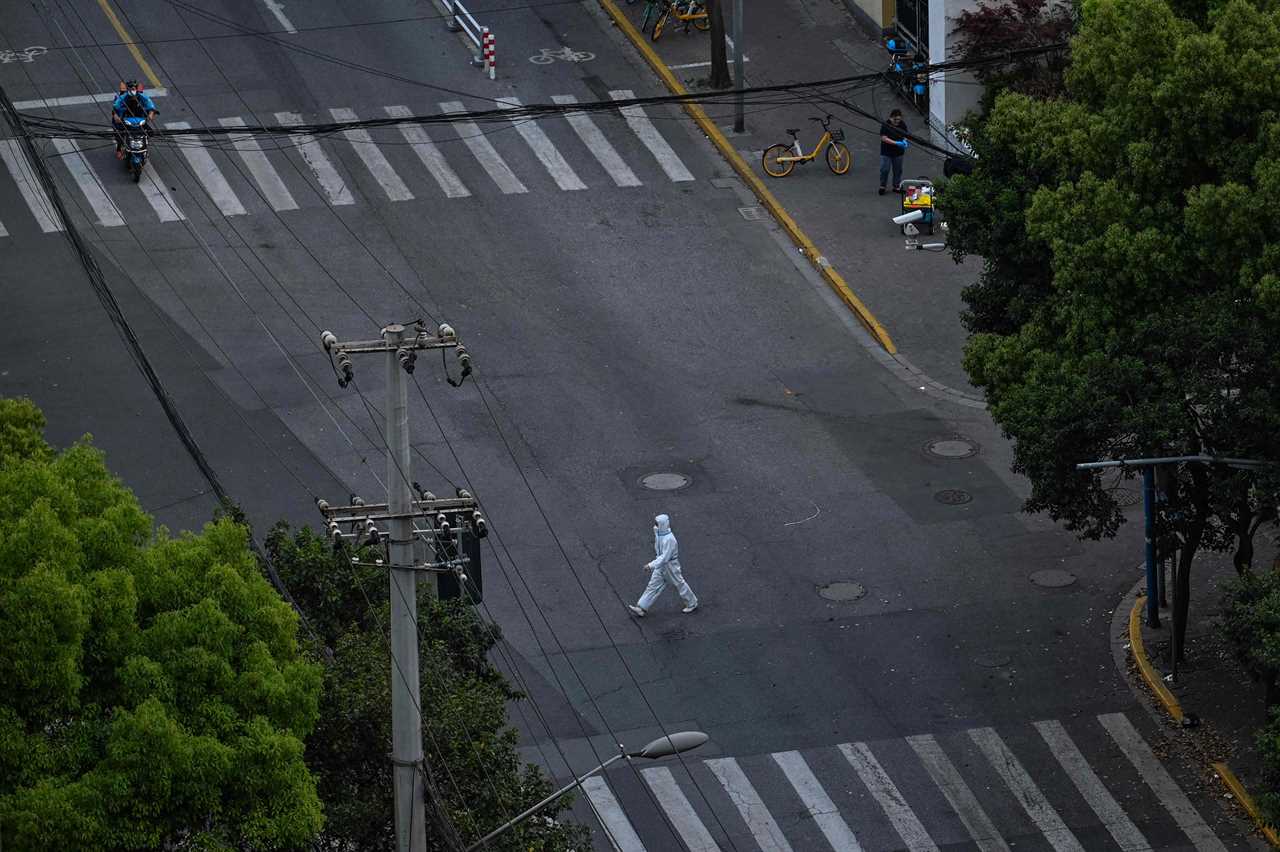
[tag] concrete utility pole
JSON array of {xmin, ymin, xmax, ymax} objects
[
  {"xmin": 733, "ymin": 0, "xmax": 744, "ymax": 133},
  {"xmin": 318, "ymin": 321, "xmax": 484, "ymax": 852}
]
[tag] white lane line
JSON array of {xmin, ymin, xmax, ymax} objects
[
  {"xmin": 219, "ymin": 117, "xmax": 298, "ymax": 211},
  {"xmin": 550, "ymin": 95, "xmax": 641, "ymax": 188},
  {"xmin": 1035, "ymin": 720, "xmax": 1151, "ymax": 851},
  {"xmin": 642, "ymin": 767, "xmax": 722, "ymax": 852},
  {"xmin": 14, "ymin": 88, "xmax": 169, "ymax": 110},
  {"xmin": 771, "ymin": 750, "xmax": 864, "ymax": 852},
  {"xmin": 383, "ymin": 105, "xmax": 469, "ymax": 198},
  {"xmin": 840, "ymin": 742, "xmax": 939, "ymax": 851},
  {"xmin": 608, "ymin": 89, "xmax": 695, "ymax": 182},
  {"xmin": 705, "ymin": 757, "xmax": 793, "ymax": 852},
  {"xmin": 906, "ymin": 734, "xmax": 1010, "ymax": 852},
  {"xmin": 970, "ymin": 727, "xmax": 1085, "ymax": 852},
  {"xmin": 139, "ymin": 167, "xmax": 185, "ymax": 222},
  {"xmin": 50, "ymin": 138, "xmax": 124, "ymax": 227},
  {"xmin": 496, "ymin": 97, "xmax": 586, "ymax": 191},
  {"xmin": 439, "ymin": 101, "xmax": 527, "ymax": 194},
  {"xmin": 581, "ymin": 775, "xmax": 648, "ymax": 852},
  {"xmin": 329, "ymin": 108, "xmax": 414, "ymax": 202},
  {"xmin": 165, "ymin": 121, "xmax": 247, "ymax": 216},
  {"xmin": 0, "ymin": 139, "xmax": 64, "ymax": 232},
  {"xmin": 261, "ymin": 0, "xmax": 297, "ymax": 33},
  {"xmin": 0, "ymin": 217, "xmax": 7, "ymax": 236},
  {"xmin": 275, "ymin": 111, "xmax": 354, "ymax": 206},
  {"xmin": 1099, "ymin": 714, "xmax": 1228, "ymax": 852}
]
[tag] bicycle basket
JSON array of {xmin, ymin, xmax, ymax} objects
[{"xmin": 832, "ymin": 128, "xmax": 845, "ymax": 142}]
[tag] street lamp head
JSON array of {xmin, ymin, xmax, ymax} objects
[{"xmin": 633, "ymin": 730, "xmax": 709, "ymax": 760}]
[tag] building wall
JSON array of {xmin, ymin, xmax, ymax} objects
[
  {"xmin": 928, "ymin": 0, "xmax": 984, "ymax": 150},
  {"xmin": 842, "ymin": 0, "xmax": 895, "ymax": 34}
]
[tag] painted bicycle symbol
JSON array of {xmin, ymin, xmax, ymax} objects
[
  {"xmin": 0, "ymin": 46, "xmax": 48, "ymax": 64},
  {"xmin": 528, "ymin": 46, "xmax": 595, "ymax": 64}
]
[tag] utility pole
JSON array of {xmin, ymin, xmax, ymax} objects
[
  {"xmin": 318, "ymin": 321, "xmax": 484, "ymax": 852},
  {"xmin": 732, "ymin": 0, "xmax": 744, "ymax": 132}
]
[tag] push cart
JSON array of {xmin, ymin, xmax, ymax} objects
[{"xmin": 899, "ymin": 179, "xmax": 936, "ymax": 235}]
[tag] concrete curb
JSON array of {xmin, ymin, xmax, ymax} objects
[
  {"xmin": 595, "ymin": 0, "xmax": 897, "ymax": 355},
  {"xmin": 1125, "ymin": 594, "xmax": 1280, "ymax": 847}
]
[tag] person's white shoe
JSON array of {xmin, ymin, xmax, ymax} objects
[
  {"xmin": 628, "ymin": 605, "xmax": 646, "ymax": 617},
  {"xmin": 682, "ymin": 603, "xmax": 699, "ymax": 614}
]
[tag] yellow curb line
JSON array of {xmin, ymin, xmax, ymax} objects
[
  {"xmin": 1214, "ymin": 762, "xmax": 1280, "ymax": 847},
  {"xmin": 95, "ymin": 0, "xmax": 164, "ymax": 90},
  {"xmin": 1128, "ymin": 595, "xmax": 1183, "ymax": 722},
  {"xmin": 596, "ymin": 0, "xmax": 896, "ymax": 354},
  {"xmin": 1129, "ymin": 596, "xmax": 1280, "ymax": 847}
]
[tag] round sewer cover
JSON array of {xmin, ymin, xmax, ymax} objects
[
  {"xmin": 934, "ymin": 489, "xmax": 972, "ymax": 505},
  {"xmin": 974, "ymin": 652, "xmax": 1011, "ymax": 668},
  {"xmin": 818, "ymin": 581, "xmax": 867, "ymax": 602},
  {"xmin": 640, "ymin": 472, "xmax": 691, "ymax": 491},
  {"xmin": 925, "ymin": 436, "xmax": 980, "ymax": 459},
  {"xmin": 1030, "ymin": 569, "xmax": 1077, "ymax": 588}
]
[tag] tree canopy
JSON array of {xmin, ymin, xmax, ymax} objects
[
  {"xmin": 0, "ymin": 397, "xmax": 323, "ymax": 850},
  {"xmin": 944, "ymin": 0, "xmax": 1280, "ymax": 653}
]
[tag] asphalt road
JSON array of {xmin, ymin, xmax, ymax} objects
[{"xmin": 0, "ymin": 0, "xmax": 1262, "ymax": 849}]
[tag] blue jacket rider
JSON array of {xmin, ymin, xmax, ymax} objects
[{"xmin": 113, "ymin": 80, "xmax": 158, "ymax": 155}]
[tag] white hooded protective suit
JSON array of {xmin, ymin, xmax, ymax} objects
[{"xmin": 637, "ymin": 514, "xmax": 697, "ymax": 611}]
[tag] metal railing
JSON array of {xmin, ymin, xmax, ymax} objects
[{"xmin": 444, "ymin": 0, "xmax": 495, "ymax": 79}]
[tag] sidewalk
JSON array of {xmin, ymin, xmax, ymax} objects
[
  {"xmin": 606, "ymin": 0, "xmax": 981, "ymax": 398},
  {"xmin": 1121, "ymin": 548, "xmax": 1280, "ymax": 847}
]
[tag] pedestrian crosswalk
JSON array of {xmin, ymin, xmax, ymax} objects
[
  {"xmin": 0, "ymin": 94, "xmax": 699, "ymax": 236},
  {"xmin": 575, "ymin": 713, "xmax": 1242, "ymax": 851}
]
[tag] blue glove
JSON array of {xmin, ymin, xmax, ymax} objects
[{"xmin": 898, "ymin": 139, "xmax": 909, "ymax": 149}]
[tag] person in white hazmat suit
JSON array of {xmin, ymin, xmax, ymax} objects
[{"xmin": 628, "ymin": 514, "xmax": 698, "ymax": 616}]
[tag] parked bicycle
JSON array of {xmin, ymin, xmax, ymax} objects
[
  {"xmin": 761, "ymin": 115, "xmax": 851, "ymax": 178},
  {"xmin": 646, "ymin": 0, "xmax": 709, "ymax": 40}
]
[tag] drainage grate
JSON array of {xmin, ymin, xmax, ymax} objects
[
  {"xmin": 924, "ymin": 436, "xmax": 980, "ymax": 459},
  {"xmin": 934, "ymin": 489, "xmax": 972, "ymax": 505},
  {"xmin": 818, "ymin": 581, "xmax": 866, "ymax": 602},
  {"xmin": 738, "ymin": 206, "xmax": 766, "ymax": 221}
]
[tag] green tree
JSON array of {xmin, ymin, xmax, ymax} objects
[
  {"xmin": 267, "ymin": 523, "xmax": 589, "ymax": 851},
  {"xmin": 944, "ymin": 0, "xmax": 1280, "ymax": 663},
  {"xmin": 0, "ymin": 397, "xmax": 324, "ymax": 850}
]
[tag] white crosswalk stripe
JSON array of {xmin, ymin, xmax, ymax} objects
[
  {"xmin": 384, "ymin": 105, "xmax": 470, "ymax": 199},
  {"xmin": 840, "ymin": 742, "xmax": 938, "ymax": 851},
  {"xmin": 608, "ymin": 90, "xmax": 695, "ymax": 182},
  {"xmin": 642, "ymin": 767, "xmax": 721, "ymax": 852},
  {"xmin": 330, "ymin": 108, "xmax": 414, "ymax": 202},
  {"xmin": 138, "ymin": 167, "xmax": 185, "ymax": 222},
  {"xmin": 439, "ymin": 101, "xmax": 528, "ymax": 194},
  {"xmin": 771, "ymin": 750, "xmax": 864, "ymax": 852},
  {"xmin": 1100, "ymin": 713, "xmax": 1228, "ymax": 852},
  {"xmin": 219, "ymin": 117, "xmax": 298, "ymax": 211},
  {"xmin": 1, "ymin": 138, "xmax": 65, "ymax": 232},
  {"xmin": 0, "ymin": 217, "xmax": 7, "ymax": 237},
  {"xmin": 275, "ymin": 111, "xmax": 355, "ymax": 206},
  {"xmin": 51, "ymin": 138, "xmax": 124, "ymax": 227},
  {"xmin": 551, "ymin": 95, "xmax": 642, "ymax": 188},
  {"xmin": 706, "ymin": 757, "xmax": 793, "ymax": 852},
  {"xmin": 165, "ymin": 121, "xmax": 247, "ymax": 216},
  {"xmin": 906, "ymin": 733, "xmax": 1010, "ymax": 852},
  {"xmin": 1036, "ymin": 719, "xmax": 1152, "ymax": 851},
  {"xmin": 970, "ymin": 727, "xmax": 1085, "ymax": 852},
  {"xmin": 497, "ymin": 97, "xmax": 586, "ymax": 191},
  {"xmin": 581, "ymin": 775, "xmax": 647, "ymax": 852}
]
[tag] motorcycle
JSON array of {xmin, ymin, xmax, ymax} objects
[{"xmin": 118, "ymin": 116, "xmax": 150, "ymax": 182}]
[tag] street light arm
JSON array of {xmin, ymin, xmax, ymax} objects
[{"xmin": 466, "ymin": 751, "xmax": 627, "ymax": 851}]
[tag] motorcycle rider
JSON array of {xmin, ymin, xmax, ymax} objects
[{"xmin": 112, "ymin": 80, "xmax": 158, "ymax": 158}]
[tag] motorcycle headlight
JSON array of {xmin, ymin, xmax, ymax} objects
[{"xmin": 129, "ymin": 139, "xmax": 143, "ymax": 150}]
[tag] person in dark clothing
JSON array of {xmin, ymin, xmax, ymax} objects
[{"xmin": 879, "ymin": 109, "xmax": 909, "ymax": 195}]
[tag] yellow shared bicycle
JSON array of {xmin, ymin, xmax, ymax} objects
[
  {"xmin": 762, "ymin": 115, "xmax": 851, "ymax": 178},
  {"xmin": 651, "ymin": 0, "xmax": 710, "ymax": 40}
]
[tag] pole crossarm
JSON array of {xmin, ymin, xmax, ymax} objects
[
  {"xmin": 1076, "ymin": 455, "xmax": 1273, "ymax": 470},
  {"xmin": 321, "ymin": 320, "xmax": 472, "ymax": 388}
]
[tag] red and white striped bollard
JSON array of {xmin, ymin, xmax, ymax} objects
[{"xmin": 482, "ymin": 28, "xmax": 495, "ymax": 80}]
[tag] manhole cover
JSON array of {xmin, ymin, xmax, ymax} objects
[
  {"xmin": 639, "ymin": 472, "xmax": 691, "ymax": 491},
  {"xmin": 924, "ymin": 436, "xmax": 979, "ymax": 459},
  {"xmin": 1030, "ymin": 569, "xmax": 1077, "ymax": 588},
  {"xmin": 738, "ymin": 206, "xmax": 766, "ymax": 221},
  {"xmin": 818, "ymin": 581, "xmax": 866, "ymax": 602},
  {"xmin": 934, "ymin": 489, "xmax": 972, "ymax": 505},
  {"xmin": 1110, "ymin": 487, "xmax": 1141, "ymax": 507},
  {"xmin": 974, "ymin": 652, "xmax": 1011, "ymax": 668}
]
